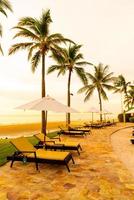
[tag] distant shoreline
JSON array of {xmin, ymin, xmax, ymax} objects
[{"xmin": 0, "ymin": 120, "xmax": 82, "ymax": 138}]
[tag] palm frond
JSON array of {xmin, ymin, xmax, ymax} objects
[
  {"xmin": 76, "ymin": 61, "xmax": 93, "ymax": 66},
  {"xmin": 100, "ymin": 88, "xmax": 108, "ymax": 100},
  {"xmin": 84, "ymin": 89, "xmax": 94, "ymax": 102},
  {"xmin": 13, "ymin": 26, "xmax": 40, "ymax": 41},
  {"xmin": 74, "ymin": 67, "xmax": 87, "ymax": 84},
  {"xmin": 28, "ymin": 43, "xmax": 40, "ymax": 60},
  {"xmin": 0, "ymin": 7, "xmax": 7, "ymax": 16},
  {"xmin": 78, "ymin": 85, "xmax": 90, "ymax": 94},
  {"xmin": 86, "ymin": 72, "xmax": 96, "ymax": 82},
  {"xmin": 8, "ymin": 42, "xmax": 33, "ymax": 55},
  {"xmin": 31, "ymin": 51, "xmax": 41, "ymax": 72},
  {"xmin": 47, "ymin": 65, "xmax": 66, "ymax": 76},
  {"xmin": 102, "ymin": 84, "xmax": 115, "ymax": 91},
  {"xmin": 0, "ymin": 44, "xmax": 3, "ymax": 55},
  {"xmin": 0, "ymin": 0, "xmax": 13, "ymax": 12},
  {"xmin": 0, "ymin": 24, "xmax": 2, "ymax": 36}
]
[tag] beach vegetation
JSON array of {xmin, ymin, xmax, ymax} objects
[
  {"xmin": 48, "ymin": 44, "xmax": 92, "ymax": 125},
  {"xmin": 78, "ymin": 63, "xmax": 115, "ymax": 121},
  {"xmin": 0, "ymin": 0, "xmax": 13, "ymax": 54},
  {"xmin": 8, "ymin": 9, "xmax": 72, "ymax": 134}
]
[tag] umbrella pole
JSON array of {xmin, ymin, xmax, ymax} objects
[
  {"xmin": 44, "ymin": 111, "xmax": 47, "ymax": 142},
  {"xmin": 92, "ymin": 112, "xmax": 93, "ymax": 123}
]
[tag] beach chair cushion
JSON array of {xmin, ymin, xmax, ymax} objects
[
  {"xmin": 11, "ymin": 137, "xmax": 70, "ymax": 160},
  {"xmin": 28, "ymin": 149, "xmax": 69, "ymax": 161},
  {"xmin": 11, "ymin": 137, "xmax": 36, "ymax": 154},
  {"xmin": 35, "ymin": 133, "xmax": 80, "ymax": 147}
]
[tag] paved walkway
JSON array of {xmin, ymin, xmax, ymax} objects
[
  {"xmin": 111, "ymin": 127, "xmax": 134, "ymax": 177},
  {"xmin": 1, "ymin": 123, "xmax": 134, "ymax": 199}
]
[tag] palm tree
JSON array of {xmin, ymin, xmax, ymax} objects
[
  {"xmin": 114, "ymin": 75, "xmax": 130, "ymax": 111},
  {"xmin": 47, "ymin": 44, "xmax": 92, "ymax": 125},
  {"xmin": 8, "ymin": 9, "xmax": 73, "ymax": 134},
  {"xmin": 0, "ymin": 0, "xmax": 12, "ymax": 54},
  {"xmin": 78, "ymin": 63, "xmax": 115, "ymax": 121},
  {"xmin": 124, "ymin": 86, "xmax": 134, "ymax": 110}
]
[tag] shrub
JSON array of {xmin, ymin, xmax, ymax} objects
[
  {"xmin": 118, "ymin": 113, "xmax": 131, "ymax": 122},
  {"xmin": 129, "ymin": 117, "xmax": 134, "ymax": 123}
]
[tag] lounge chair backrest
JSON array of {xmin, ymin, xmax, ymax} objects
[
  {"xmin": 35, "ymin": 133, "xmax": 49, "ymax": 142},
  {"xmin": 11, "ymin": 137, "xmax": 36, "ymax": 152}
]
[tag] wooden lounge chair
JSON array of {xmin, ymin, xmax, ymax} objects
[
  {"xmin": 130, "ymin": 139, "xmax": 134, "ymax": 144},
  {"xmin": 34, "ymin": 133, "xmax": 82, "ymax": 155},
  {"xmin": 68, "ymin": 126, "xmax": 91, "ymax": 134},
  {"xmin": 7, "ymin": 137, "xmax": 75, "ymax": 172},
  {"xmin": 59, "ymin": 127, "xmax": 86, "ymax": 137}
]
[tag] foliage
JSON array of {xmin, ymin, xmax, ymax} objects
[
  {"xmin": 0, "ymin": 0, "xmax": 12, "ymax": 54},
  {"xmin": 78, "ymin": 63, "xmax": 115, "ymax": 121},
  {"xmin": 124, "ymin": 86, "xmax": 134, "ymax": 109},
  {"xmin": 8, "ymin": 9, "xmax": 73, "ymax": 133},
  {"xmin": 48, "ymin": 43, "xmax": 92, "ymax": 124},
  {"xmin": 118, "ymin": 113, "xmax": 131, "ymax": 122},
  {"xmin": 114, "ymin": 75, "xmax": 130, "ymax": 95},
  {"xmin": 48, "ymin": 44, "xmax": 91, "ymax": 84},
  {"xmin": 129, "ymin": 117, "xmax": 134, "ymax": 123},
  {"xmin": 9, "ymin": 9, "xmax": 70, "ymax": 72}
]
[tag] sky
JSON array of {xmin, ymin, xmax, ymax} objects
[{"xmin": 0, "ymin": 0, "xmax": 134, "ymax": 119}]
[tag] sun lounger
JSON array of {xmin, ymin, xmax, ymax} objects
[
  {"xmin": 7, "ymin": 137, "xmax": 75, "ymax": 172},
  {"xmin": 34, "ymin": 133, "xmax": 82, "ymax": 155},
  {"xmin": 68, "ymin": 126, "xmax": 91, "ymax": 134},
  {"xmin": 130, "ymin": 139, "xmax": 134, "ymax": 144},
  {"xmin": 59, "ymin": 127, "xmax": 86, "ymax": 137}
]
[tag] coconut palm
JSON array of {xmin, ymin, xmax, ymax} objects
[
  {"xmin": 114, "ymin": 75, "xmax": 130, "ymax": 96},
  {"xmin": 78, "ymin": 63, "xmax": 115, "ymax": 121},
  {"xmin": 8, "ymin": 9, "xmax": 73, "ymax": 134},
  {"xmin": 114, "ymin": 75, "xmax": 130, "ymax": 111},
  {"xmin": 47, "ymin": 44, "xmax": 92, "ymax": 125},
  {"xmin": 124, "ymin": 86, "xmax": 134, "ymax": 109},
  {"xmin": 0, "ymin": 0, "xmax": 12, "ymax": 54}
]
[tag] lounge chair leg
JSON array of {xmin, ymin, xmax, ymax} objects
[
  {"xmin": 34, "ymin": 152, "xmax": 39, "ymax": 170},
  {"xmin": 71, "ymin": 156, "xmax": 75, "ymax": 164},
  {"xmin": 77, "ymin": 149, "xmax": 80, "ymax": 155},
  {"xmin": 65, "ymin": 163, "xmax": 70, "ymax": 172},
  {"xmin": 10, "ymin": 159, "xmax": 14, "ymax": 168},
  {"xmin": 79, "ymin": 145, "xmax": 82, "ymax": 151},
  {"xmin": 10, "ymin": 152, "xmax": 17, "ymax": 168}
]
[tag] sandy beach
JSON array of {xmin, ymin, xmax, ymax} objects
[
  {"xmin": 1, "ymin": 123, "xmax": 134, "ymax": 199},
  {"xmin": 0, "ymin": 121, "xmax": 69, "ymax": 138}
]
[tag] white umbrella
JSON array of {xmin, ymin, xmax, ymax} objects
[
  {"xmin": 100, "ymin": 109, "xmax": 112, "ymax": 122},
  {"xmin": 16, "ymin": 96, "xmax": 78, "ymax": 140},
  {"xmin": 16, "ymin": 96, "xmax": 77, "ymax": 113},
  {"xmin": 88, "ymin": 107, "xmax": 99, "ymax": 123}
]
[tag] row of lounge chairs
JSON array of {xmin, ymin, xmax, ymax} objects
[
  {"xmin": 83, "ymin": 121, "xmax": 116, "ymax": 129},
  {"xmin": 7, "ymin": 132, "xmax": 83, "ymax": 172},
  {"xmin": 58, "ymin": 126, "xmax": 91, "ymax": 137}
]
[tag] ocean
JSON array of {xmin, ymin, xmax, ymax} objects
[{"xmin": 0, "ymin": 112, "xmax": 115, "ymax": 125}]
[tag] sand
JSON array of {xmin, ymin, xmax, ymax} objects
[
  {"xmin": 0, "ymin": 121, "xmax": 84, "ymax": 138},
  {"xmin": 1, "ymin": 123, "xmax": 134, "ymax": 199}
]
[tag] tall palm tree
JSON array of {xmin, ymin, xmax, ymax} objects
[
  {"xmin": 0, "ymin": 0, "xmax": 12, "ymax": 54},
  {"xmin": 124, "ymin": 86, "xmax": 134, "ymax": 110},
  {"xmin": 8, "ymin": 9, "xmax": 72, "ymax": 134},
  {"xmin": 114, "ymin": 75, "xmax": 130, "ymax": 111},
  {"xmin": 78, "ymin": 63, "xmax": 115, "ymax": 121},
  {"xmin": 47, "ymin": 44, "xmax": 92, "ymax": 125}
]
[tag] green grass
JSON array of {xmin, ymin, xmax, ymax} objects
[{"xmin": 0, "ymin": 131, "xmax": 59, "ymax": 166}]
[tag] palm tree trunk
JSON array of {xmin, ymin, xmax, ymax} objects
[
  {"xmin": 98, "ymin": 89, "xmax": 103, "ymax": 122},
  {"xmin": 67, "ymin": 70, "xmax": 72, "ymax": 127},
  {"xmin": 41, "ymin": 53, "xmax": 46, "ymax": 136}
]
